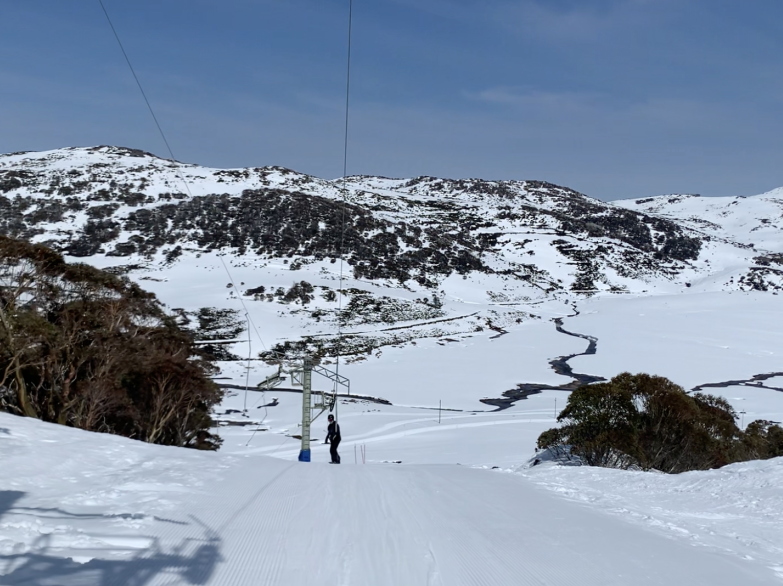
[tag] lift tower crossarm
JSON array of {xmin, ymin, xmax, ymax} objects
[{"xmin": 312, "ymin": 364, "xmax": 351, "ymax": 395}]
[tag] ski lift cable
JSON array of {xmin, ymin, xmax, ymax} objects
[
  {"xmin": 97, "ymin": 0, "xmax": 178, "ymax": 174},
  {"xmin": 334, "ymin": 0, "xmax": 355, "ymax": 421},
  {"xmin": 98, "ymin": 0, "xmax": 267, "ymax": 349},
  {"xmin": 100, "ymin": 0, "xmax": 354, "ymax": 443},
  {"xmin": 243, "ymin": 314, "xmax": 251, "ymax": 411},
  {"xmin": 97, "ymin": 0, "xmax": 272, "ymax": 421}
]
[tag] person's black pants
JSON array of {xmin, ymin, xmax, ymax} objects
[{"xmin": 330, "ymin": 437, "xmax": 341, "ymax": 463}]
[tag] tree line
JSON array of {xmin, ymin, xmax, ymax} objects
[{"xmin": 0, "ymin": 236, "xmax": 223, "ymax": 449}]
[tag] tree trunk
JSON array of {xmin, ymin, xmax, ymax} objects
[{"xmin": 14, "ymin": 357, "xmax": 37, "ymax": 418}]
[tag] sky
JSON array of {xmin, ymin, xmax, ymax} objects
[{"xmin": 1, "ymin": 0, "xmax": 781, "ymax": 200}]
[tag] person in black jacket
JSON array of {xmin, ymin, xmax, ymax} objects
[{"xmin": 324, "ymin": 414, "xmax": 341, "ymax": 464}]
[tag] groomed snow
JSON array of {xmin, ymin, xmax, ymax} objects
[
  {"xmin": 3, "ymin": 276, "xmax": 782, "ymax": 583},
  {"xmin": 1, "ymin": 411, "xmax": 781, "ymax": 585}
]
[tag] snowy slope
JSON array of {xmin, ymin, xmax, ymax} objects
[
  {"xmin": 1, "ymin": 147, "xmax": 780, "ymax": 414},
  {"xmin": 2, "ymin": 146, "xmax": 780, "ymax": 402},
  {"xmin": 1, "ymin": 412, "xmax": 781, "ymax": 585},
  {"xmin": 615, "ymin": 189, "xmax": 783, "ymax": 253},
  {"xmin": 616, "ymin": 190, "xmax": 783, "ymax": 292},
  {"xmin": 518, "ymin": 456, "xmax": 783, "ymax": 580},
  {"xmin": 3, "ymin": 147, "xmax": 783, "ymax": 584},
  {"xmin": 1, "ymin": 145, "xmax": 762, "ymax": 297}
]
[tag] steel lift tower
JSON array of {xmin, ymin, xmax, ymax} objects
[
  {"xmin": 298, "ymin": 357, "xmax": 315, "ymax": 462},
  {"xmin": 258, "ymin": 355, "xmax": 349, "ymax": 463}
]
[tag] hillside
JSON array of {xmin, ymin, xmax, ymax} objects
[
  {"xmin": 0, "ymin": 146, "xmax": 738, "ymax": 291},
  {"xmin": 616, "ymin": 191, "xmax": 783, "ymax": 292},
  {"xmin": 2, "ymin": 146, "xmax": 781, "ymax": 403},
  {"xmin": 3, "ymin": 146, "xmax": 779, "ymax": 297},
  {"xmin": 2, "ymin": 147, "xmax": 783, "ymax": 584}
]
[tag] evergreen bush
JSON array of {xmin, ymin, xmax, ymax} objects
[{"xmin": 538, "ymin": 372, "xmax": 783, "ymax": 473}]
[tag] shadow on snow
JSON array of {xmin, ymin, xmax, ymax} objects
[{"xmin": 0, "ymin": 491, "xmax": 222, "ymax": 586}]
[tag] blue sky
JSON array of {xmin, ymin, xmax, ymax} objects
[{"xmin": 2, "ymin": 0, "xmax": 781, "ymax": 200}]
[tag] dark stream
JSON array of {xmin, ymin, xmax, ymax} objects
[
  {"xmin": 479, "ymin": 309, "xmax": 783, "ymax": 410},
  {"xmin": 691, "ymin": 372, "xmax": 783, "ymax": 393},
  {"xmin": 481, "ymin": 311, "xmax": 605, "ymax": 410}
]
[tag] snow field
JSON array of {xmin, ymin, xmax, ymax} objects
[
  {"xmin": 215, "ymin": 383, "xmax": 562, "ymax": 467},
  {"xmin": 566, "ymin": 291, "xmax": 783, "ymax": 391},
  {"xmin": 1, "ymin": 286, "xmax": 782, "ymax": 583},
  {"xmin": 517, "ymin": 457, "xmax": 783, "ymax": 580},
  {"xmin": 1, "ymin": 412, "xmax": 779, "ymax": 585}
]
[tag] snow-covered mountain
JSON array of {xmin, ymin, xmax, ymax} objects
[
  {"xmin": 616, "ymin": 190, "xmax": 783, "ymax": 292},
  {"xmin": 3, "ymin": 146, "xmax": 780, "ymax": 297},
  {"xmin": 616, "ymin": 189, "xmax": 783, "ymax": 252},
  {"xmin": 3, "ymin": 147, "xmax": 783, "ymax": 584},
  {"xmin": 2, "ymin": 145, "xmax": 781, "ymax": 375}
]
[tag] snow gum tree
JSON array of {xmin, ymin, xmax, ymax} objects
[
  {"xmin": 538, "ymin": 372, "xmax": 783, "ymax": 473},
  {"xmin": 0, "ymin": 236, "xmax": 223, "ymax": 449}
]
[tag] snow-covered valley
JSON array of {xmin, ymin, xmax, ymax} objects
[{"xmin": 1, "ymin": 146, "xmax": 782, "ymax": 584}]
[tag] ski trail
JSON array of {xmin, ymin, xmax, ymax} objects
[
  {"xmin": 411, "ymin": 467, "xmax": 561, "ymax": 585},
  {"xmin": 224, "ymin": 482, "xmax": 294, "ymax": 585},
  {"xmin": 425, "ymin": 545, "xmax": 442, "ymax": 586},
  {"xmin": 325, "ymin": 466, "xmax": 439, "ymax": 585},
  {"xmin": 117, "ymin": 460, "xmax": 298, "ymax": 586},
  {"xmin": 7, "ymin": 449, "xmax": 775, "ymax": 585},
  {"xmin": 412, "ymin": 466, "xmax": 769, "ymax": 586},
  {"xmin": 269, "ymin": 418, "xmax": 549, "ymax": 460}
]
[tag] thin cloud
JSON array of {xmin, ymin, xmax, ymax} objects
[
  {"xmin": 491, "ymin": 0, "xmax": 671, "ymax": 41},
  {"xmin": 466, "ymin": 86, "xmax": 609, "ymax": 112}
]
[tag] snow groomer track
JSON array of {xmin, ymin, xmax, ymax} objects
[
  {"xmin": 176, "ymin": 462, "xmax": 774, "ymax": 586},
  {"xmin": 1, "ymin": 435, "xmax": 775, "ymax": 586}
]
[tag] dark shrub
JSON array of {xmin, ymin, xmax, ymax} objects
[
  {"xmin": 538, "ymin": 372, "xmax": 782, "ymax": 473},
  {"xmin": 743, "ymin": 420, "xmax": 783, "ymax": 459},
  {"xmin": 0, "ymin": 236, "xmax": 223, "ymax": 449}
]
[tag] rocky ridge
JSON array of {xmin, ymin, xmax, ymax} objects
[
  {"xmin": 1, "ymin": 146, "xmax": 780, "ymax": 362},
  {"xmin": 2, "ymin": 146, "xmax": 714, "ymax": 287}
]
